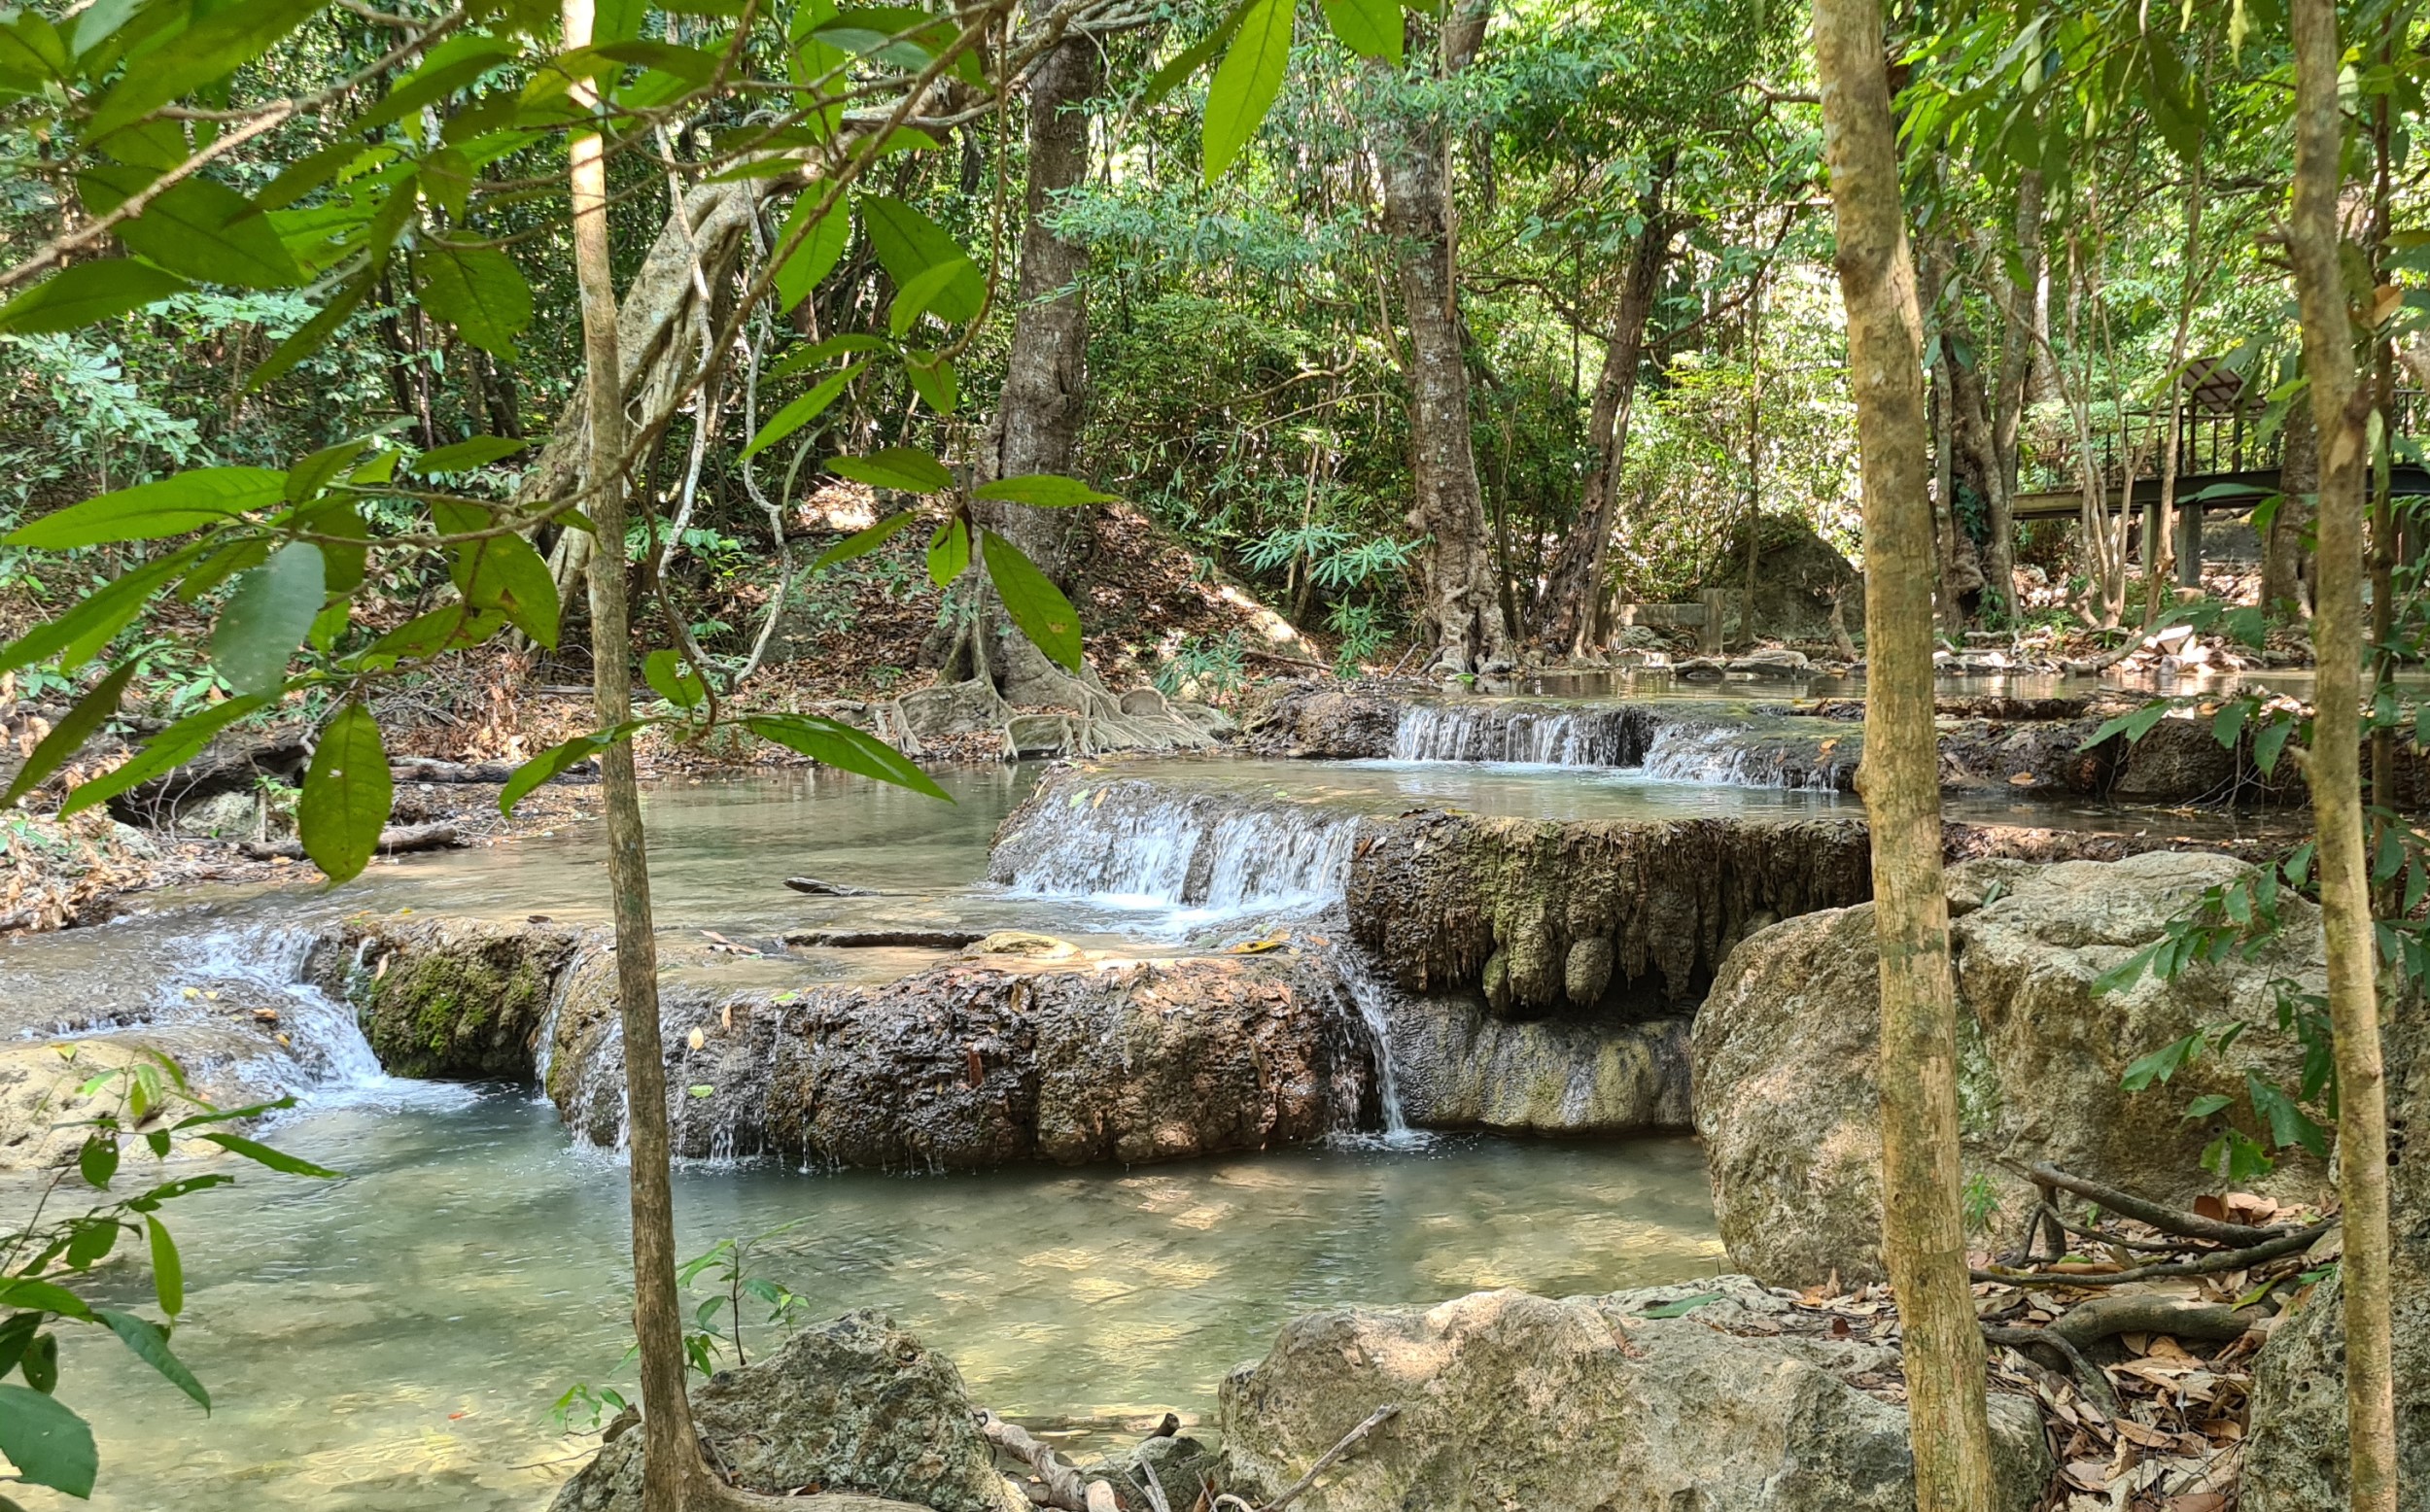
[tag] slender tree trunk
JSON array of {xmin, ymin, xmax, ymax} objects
[
  {"xmin": 1811, "ymin": 4, "xmax": 1998, "ymax": 1508},
  {"xmin": 1378, "ymin": 1, "xmax": 1510, "ymax": 673},
  {"xmin": 2265, "ymin": 402, "xmax": 2319, "ymax": 619},
  {"xmin": 2368, "ymin": 33, "xmax": 2397, "ymax": 819},
  {"xmin": 979, "ymin": 36, "xmax": 1100, "ymax": 588},
  {"xmin": 2285, "ymin": 3, "xmax": 2399, "ymax": 1506},
  {"xmin": 1983, "ymin": 170, "xmax": 2041, "ymax": 620},
  {"xmin": 1531, "ymin": 170, "xmax": 1671, "ymax": 656},
  {"xmin": 564, "ymin": 3, "xmax": 707, "ymax": 1507}
]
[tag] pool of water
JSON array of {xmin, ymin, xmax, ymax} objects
[{"xmin": 32, "ymin": 1095, "xmax": 1719, "ymax": 1512}]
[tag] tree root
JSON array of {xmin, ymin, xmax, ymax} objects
[
  {"xmin": 1981, "ymin": 1323, "xmax": 2122, "ymax": 1416},
  {"xmin": 2025, "ymin": 1162, "xmax": 2300, "ymax": 1247},
  {"xmin": 1973, "ymin": 1220, "xmax": 2333, "ymax": 1287}
]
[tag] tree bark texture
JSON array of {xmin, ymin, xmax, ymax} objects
[
  {"xmin": 563, "ymin": 4, "xmax": 710, "ymax": 1507},
  {"xmin": 977, "ymin": 37, "xmax": 1101, "ymax": 589},
  {"xmin": 1376, "ymin": 2, "xmax": 1510, "ymax": 674},
  {"xmin": 1810, "ymin": 3, "xmax": 2000, "ymax": 1508},
  {"xmin": 2264, "ymin": 400, "xmax": 2319, "ymax": 619},
  {"xmin": 2285, "ymin": 1, "xmax": 2399, "ymax": 1505},
  {"xmin": 1532, "ymin": 172, "xmax": 1671, "ymax": 657},
  {"xmin": 1983, "ymin": 169, "xmax": 2042, "ymax": 620}
]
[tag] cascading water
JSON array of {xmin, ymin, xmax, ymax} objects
[
  {"xmin": 1390, "ymin": 704, "xmax": 1653, "ymax": 766},
  {"xmin": 997, "ymin": 785, "xmax": 1360, "ymax": 920},
  {"xmin": 1330, "ymin": 949, "xmax": 1426, "ymax": 1148},
  {"xmin": 1638, "ymin": 723, "xmax": 1846, "ymax": 791}
]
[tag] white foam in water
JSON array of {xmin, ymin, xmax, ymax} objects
[
  {"xmin": 1639, "ymin": 723, "xmax": 1840, "ymax": 791},
  {"xmin": 1332, "ymin": 951, "xmax": 1430, "ymax": 1151},
  {"xmin": 1004, "ymin": 794, "xmax": 1360, "ymax": 926},
  {"xmin": 1392, "ymin": 704, "xmax": 1633, "ymax": 766}
]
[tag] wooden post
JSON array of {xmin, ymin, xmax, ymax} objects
[
  {"xmin": 1697, "ymin": 587, "xmax": 1729, "ymax": 655},
  {"xmin": 2175, "ymin": 502, "xmax": 2203, "ymax": 589}
]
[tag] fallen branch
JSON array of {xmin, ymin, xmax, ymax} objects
[
  {"xmin": 1973, "ymin": 1220, "xmax": 2332, "ymax": 1288},
  {"xmin": 979, "ymin": 1409, "xmax": 1118, "ymax": 1512},
  {"xmin": 1982, "ymin": 1323, "xmax": 2121, "ymax": 1416},
  {"xmin": 2045, "ymin": 1294, "xmax": 2255, "ymax": 1351},
  {"xmin": 784, "ymin": 929, "xmax": 984, "ymax": 948},
  {"xmin": 2026, "ymin": 1163, "xmax": 2302, "ymax": 1246},
  {"xmin": 1256, "ymin": 1403, "xmax": 1399, "ymax": 1512},
  {"xmin": 241, "ymin": 823, "xmax": 463, "ymax": 861},
  {"xmin": 783, "ymin": 876, "xmax": 880, "ymax": 896}
]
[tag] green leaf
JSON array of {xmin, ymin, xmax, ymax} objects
[
  {"xmin": 195, "ymin": 1132, "xmax": 343, "ymax": 1178},
  {"xmin": 295, "ymin": 702, "xmax": 390, "ymax": 883},
  {"xmin": 256, "ymin": 141, "xmax": 372, "ymax": 212},
  {"xmin": 888, "ymin": 255, "xmax": 976, "ymax": 335},
  {"xmin": 7, "ymin": 466, "xmax": 280, "ymax": 548},
  {"xmin": 85, "ymin": 0, "xmax": 322, "ymax": 136},
  {"xmin": 416, "ymin": 245, "xmax": 532, "ymax": 358},
  {"xmin": 2182, "ymin": 1093, "xmax": 2234, "ymax": 1117},
  {"xmin": 742, "ymin": 362, "xmax": 862, "ymax": 461},
  {"xmin": 775, "ymin": 190, "xmax": 850, "ymax": 311},
  {"xmin": 0, "ymin": 1279, "xmax": 91, "ymax": 1323},
  {"xmin": 355, "ymin": 603, "xmax": 504, "ymax": 669},
  {"xmin": 283, "ymin": 438, "xmax": 372, "ymax": 502},
  {"xmin": 744, "ymin": 713, "xmax": 948, "ymax": 799},
  {"xmin": 858, "ymin": 195, "xmax": 985, "ymax": 323},
  {"xmin": 643, "ymin": 649, "xmax": 706, "ymax": 709},
  {"xmin": 2120, "ymin": 1033, "xmax": 2201, "ymax": 1091},
  {"xmin": 94, "ymin": 1310, "xmax": 207, "ymax": 1409},
  {"xmin": 245, "ymin": 270, "xmax": 373, "ymax": 391},
  {"xmin": 1202, "ymin": 0, "xmax": 1294, "ymax": 184},
  {"xmin": 762, "ymin": 333, "xmax": 891, "ymax": 385},
  {"xmin": 359, "ymin": 38, "xmax": 519, "ymax": 129},
  {"xmin": 2, "ymin": 662, "xmax": 137, "ymax": 809},
  {"xmin": 498, "ymin": 722, "xmax": 650, "ymax": 812},
  {"xmin": 902, "ymin": 349, "xmax": 956, "ymax": 415},
  {"xmin": 1639, "ymin": 1292, "xmax": 1721, "ymax": 1319},
  {"xmin": 0, "ymin": 1384, "xmax": 95, "ymax": 1496},
  {"xmin": 1318, "ymin": 0, "xmax": 1401, "ymax": 63},
  {"xmin": 2246, "ymin": 1072, "xmax": 2329, "ymax": 1156},
  {"xmin": 972, "ymin": 474, "xmax": 1116, "ymax": 507},
  {"xmin": 86, "ymin": 172, "xmax": 303, "ymax": 289},
  {"xmin": 415, "ymin": 435, "xmax": 530, "ymax": 474},
  {"xmin": 982, "ymin": 531, "xmax": 1083, "ymax": 670},
  {"xmin": 828, "ymin": 447, "xmax": 953, "ymax": 494},
  {"xmin": 1140, "ymin": 1, "xmax": 1252, "ymax": 110},
  {"xmin": 810, "ymin": 511, "xmax": 920, "ymax": 573},
  {"xmin": 212, "ymin": 541, "xmax": 324, "ymax": 695},
  {"xmin": 145, "ymin": 1217, "xmax": 183, "ymax": 1318},
  {"xmin": 925, "ymin": 516, "xmax": 969, "ymax": 587},
  {"xmin": 18, "ymin": 1332, "xmax": 55, "ymax": 1393},
  {"xmin": 77, "ymin": 1137, "xmax": 117, "ymax": 1190},
  {"xmin": 0, "ymin": 543, "xmax": 207, "ymax": 674},
  {"xmin": 0, "ymin": 1313, "xmax": 37, "ymax": 1382},
  {"xmin": 432, "ymin": 502, "xmax": 558, "ymax": 647},
  {"xmin": 0, "ymin": 259, "xmax": 190, "ymax": 335},
  {"xmin": 2255, "ymin": 715, "xmax": 2294, "ymax": 774},
  {"xmin": 2080, "ymin": 699, "xmax": 2170, "ymax": 751}
]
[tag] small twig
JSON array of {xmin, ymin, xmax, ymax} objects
[{"xmin": 1257, "ymin": 1403, "xmax": 1398, "ymax": 1512}]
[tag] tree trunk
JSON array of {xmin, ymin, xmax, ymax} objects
[
  {"xmin": 1377, "ymin": 1, "xmax": 1510, "ymax": 674},
  {"xmin": 1531, "ymin": 171, "xmax": 1671, "ymax": 657},
  {"xmin": 563, "ymin": 3, "xmax": 710, "ymax": 1507},
  {"xmin": 1983, "ymin": 170, "xmax": 2041, "ymax": 620},
  {"xmin": 2285, "ymin": 3, "xmax": 2399, "ymax": 1506},
  {"xmin": 977, "ymin": 36, "xmax": 1100, "ymax": 588},
  {"xmin": 2264, "ymin": 401, "xmax": 2318, "ymax": 619},
  {"xmin": 1810, "ymin": 3, "xmax": 1999, "ymax": 1509}
]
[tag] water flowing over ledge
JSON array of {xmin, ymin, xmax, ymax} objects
[{"xmin": 989, "ymin": 775, "xmax": 1363, "ymax": 919}]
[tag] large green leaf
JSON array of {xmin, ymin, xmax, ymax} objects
[
  {"xmin": 86, "ymin": 0, "xmax": 322, "ymax": 135},
  {"xmin": 255, "ymin": 141, "xmax": 373, "ymax": 212},
  {"xmin": 93, "ymin": 1310, "xmax": 206, "ymax": 1409},
  {"xmin": 902, "ymin": 349, "xmax": 956, "ymax": 415},
  {"xmin": 245, "ymin": 269, "xmax": 373, "ymax": 391},
  {"xmin": 1202, "ymin": 0, "xmax": 1294, "ymax": 184},
  {"xmin": 194, "ymin": 1132, "xmax": 343, "ymax": 1178},
  {"xmin": 642, "ymin": 648, "xmax": 706, "ymax": 709},
  {"xmin": 972, "ymin": 474, "xmax": 1116, "ymax": 507},
  {"xmin": 1318, "ymin": 0, "xmax": 1402, "ymax": 63},
  {"xmin": 1139, "ymin": 1, "xmax": 1251, "ymax": 108},
  {"xmin": 416, "ymin": 245, "xmax": 531, "ymax": 357},
  {"xmin": 0, "ymin": 1385, "xmax": 95, "ymax": 1496},
  {"xmin": 7, "ymin": 467, "xmax": 279, "ymax": 548},
  {"xmin": 744, "ymin": 713, "xmax": 948, "ymax": 799},
  {"xmin": 0, "ymin": 543, "xmax": 206, "ymax": 673},
  {"xmin": 85, "ymin": 173, "xmax": 303, "ymax": 290},
  {"xmin": 0, "ymin": 259, "xmax": 190, "ymax": 335},
  {"xmin": 433, "ymin": 502, "xmax": 558, "ymax": 647},
  {"xmin": 888, "ymin": 256, "xmax": 976, "ymax": 334},
  {"xmin": 296, "ymin": 702, "xmax": 391, "ymax": 883},
  {"xmin": 282, "ymin": 437, "xmax": 372, "ymax": 502},
  {"xmin": 858, "ymin": 195, "xmax": 984, "ymax": 323},
  {"xmin": 827, "ymin": 448, "xmax": 953, "ymax": 494},
  {"xmin": 809, "ymin": 510, "xmax": 920, "ymax": 573},
  {"xmin": 355, "ymin": 603, "xmax": 504, "ymax": 669},
  {"xmin": 925, "ymin": 516, "xmax": 969, "ymax": 586},
  {"xmin": 762, "ymin": 332, "xmax": 890, "ymax": 385},
  {"xmin": 499, "ymin": 722, "xmax": 651, "ymax": 812},
  {"xmin": 144, "ymin": 1218, "xmax": 182, "ymax": 1319},
  {"xmin": 357, "ymin": 38, "xmax": 520, "ymax": 130},
  {"xmin": 775, "ymin": 190, "xmax": 850, "ymax": 311},
  {"xmin": 742, "ymin": 362, "xmax": 862, "ymax": 460},
  {"xmin": 212, "ymin": 541, "xmax": 324, "ymax": 695},
  {"xmin": 981, "ymin": 531, "xmax": 1082, "ymax": 670},
  {"xmin": 59, "ymin": 694, "xmax": 274, "ymax": 816},
  {"xmin": 413, "ymin": 435, "xmax": 529, "ymax": 473},
  {"xmin": 1, "ymin": 663, "xmax": 137, "ymax": 808}
]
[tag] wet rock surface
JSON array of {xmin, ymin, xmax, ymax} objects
[
  {"xmin": 549, "ymin": 1311, "xmax": 1020, "ymax": 1512},
  {"xmin": 1380, "ymin": 991, "xmax": 1691, "ymax": 1133},
  {"xmin": 1694, "ymin": 851, "xmax": 2331, "ymax": 1289},
  {"xmin": 319, "ymin": 913, "xmax": 591, "ymax": 1081},
  {"xmin": 1216, "ymin": 1275, "xmax": 2049, "ymax": 1512}
]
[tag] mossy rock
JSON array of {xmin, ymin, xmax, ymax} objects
[{"xmin": 346, "ymin": 917, "xmax": 585, "ymax": 1081}]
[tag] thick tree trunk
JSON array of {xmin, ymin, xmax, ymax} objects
[
  {"xmin": 1377, "ymin": 2, "xmax": 1510, "ymax": 674},
  {"xmin": 977, "ymin": 37, "xmax": 1100, "ymax": 588},
  {"xmin": 2264, "ymin": 402, "xmax": 2318, "ymax": 619},
  {"xmin": 563, "ymin": 5, "xmax": 710, "ymax": 1508},
  {"xmin": 1811, "ymin": 4, "xmax": 1999, "ymax": 1510},
  {"xmin": 1532, "ymin": 174, "xmax": 1671, "ymax": 657},
  {"xmin": 2285, "ymin": 3, "xmax": 2399, "ymax": 1506}
]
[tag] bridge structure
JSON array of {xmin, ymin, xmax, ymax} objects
[{"xmin": 2008, "ymin": 359, "xmax": 2430, "ymax": 584}]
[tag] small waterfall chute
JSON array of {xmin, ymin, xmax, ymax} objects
[{"xmin": 997, "ymin": 784, "xmax": 1360, "ymax": 921}]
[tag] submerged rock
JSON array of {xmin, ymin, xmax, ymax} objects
[
  {"xmin": 549, "ymin": 952, "xmax": 1376, "ymax": 1170},
  {"xmin": 323, "ymin": 913, "xmax": 590, "ymax": 1081},
  {"xmin": 1694, "ymin": 850, "xmax": 2331, "ymax": 1288},
  {"xmin": 549, "ymin": 1311, "xmax": 1021, "ymax": 1512},
  {"xmin": 1217, "ymin": 1276, "xmax": 2048, "ymax": 1512}
]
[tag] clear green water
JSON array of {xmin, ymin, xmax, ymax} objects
[{"xmin": 35, "ymin": 1096, "xmax": 1718, "ymax": 1512}]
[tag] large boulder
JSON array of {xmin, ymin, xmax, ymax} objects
[
  {"xmin": 1216, "ymin": 1276, "xmax": 2048, "ymax": 1512},
  {"xmin": 2245, "ymin": 1013, "xmax": 2430, "ymax": 1509},
  {"xmin": 1381, "ymin": 992, "xmax": 1692, "ymax": 1134},
  {"xmin": 1728, "ymin": 521, "xmax": 1866, "ymax": 643},
  {"xmin": 550, "ymin": 1311, "xmax": 1021, "ymax": 1511},
  {"xmin": 1693, "ymin": 850, "xmax": 2327, "ymax": 1289},
  {"xmin": 322, "ymin": 913, "xmax": 591, "ymax": 1081}
]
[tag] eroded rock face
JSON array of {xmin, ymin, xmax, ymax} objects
[
  {"xmin": 549, "ymin": 952, "xmax": 1375, "ymax": 1171},
  {"xmin": 549, "ymin": 1311, "xmax": 1020, "ymax": 1512},
  {"xmin": 2246, "ymin": 1014, "xmax": 2429, "ymax": 1510},
  {"xmin": 1216, "ymin": 1277, "xmax": 2048, "ymax": 1512},
  {"xmin": 1347, "ymin": 809, "xmax": 1873, "ymax": 1016},
  {"xmin": 1382, "ymin": 991, "xmax": 1691, "ymax": 1134},
  {"xmin": 324, "ymin": 914, "xmax": 591, "ymax": 1081},
  {"xmin": 1694, "ymin": 851, "xmax": 2330, "ymax": 1289},
  {"xmin": 0, "ymin": 1026, "xmax": 290, "ymax": 1170}
]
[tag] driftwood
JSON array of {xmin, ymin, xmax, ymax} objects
[
  {"xmin": 241, "ymin": 823, "xmax": 465, "ymax": 861},
  {"xmin": 783, "ymin": 876, "xmax": 880, "ymax": 896},
  {"xmin": 784, "ymin": 929, "xmax": 985, "ymax": 949},
  {"xmin": 978, "ymin": 1410, "xmax": 1118, "ymax": 1512}
]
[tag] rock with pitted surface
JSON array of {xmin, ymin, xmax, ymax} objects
[
  {"xmin": 1245, "ymin": 686, "xmax": 1402, "ymax": 758},
  {"xmin": 1216, "ymin": 1276, "xmax": 2048, "ymax": 1512},
  {"xmin": 319, "ymin": 913, "xmax": 591, "ymax": 1081},
  {"xmin": 1380, "ymin": 991, "xmax": 1691, "ymax": 1134},
  {"xmin": 548, "ymin": 1310, "xmax": 1023, "ymax": 1512},
  {"xmin": 1693, "ymin": 850, "xmax": 2331, "ymax": 1289}
]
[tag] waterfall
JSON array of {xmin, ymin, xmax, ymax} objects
[
  {"xmin": 997, "ymin": 784, "xmax": 1360, "ymax": 918},
  {"xmin": 1333, "ymin": 950, "xmax": 1425, "ymax": 1147},
  {"xmin": 1639, "ymin": 723, "xmax": 1846, "ymax": 791},
  {"xmin": 1390, "ymin": 704, "xmax": 1652, "ymax": 766}
]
